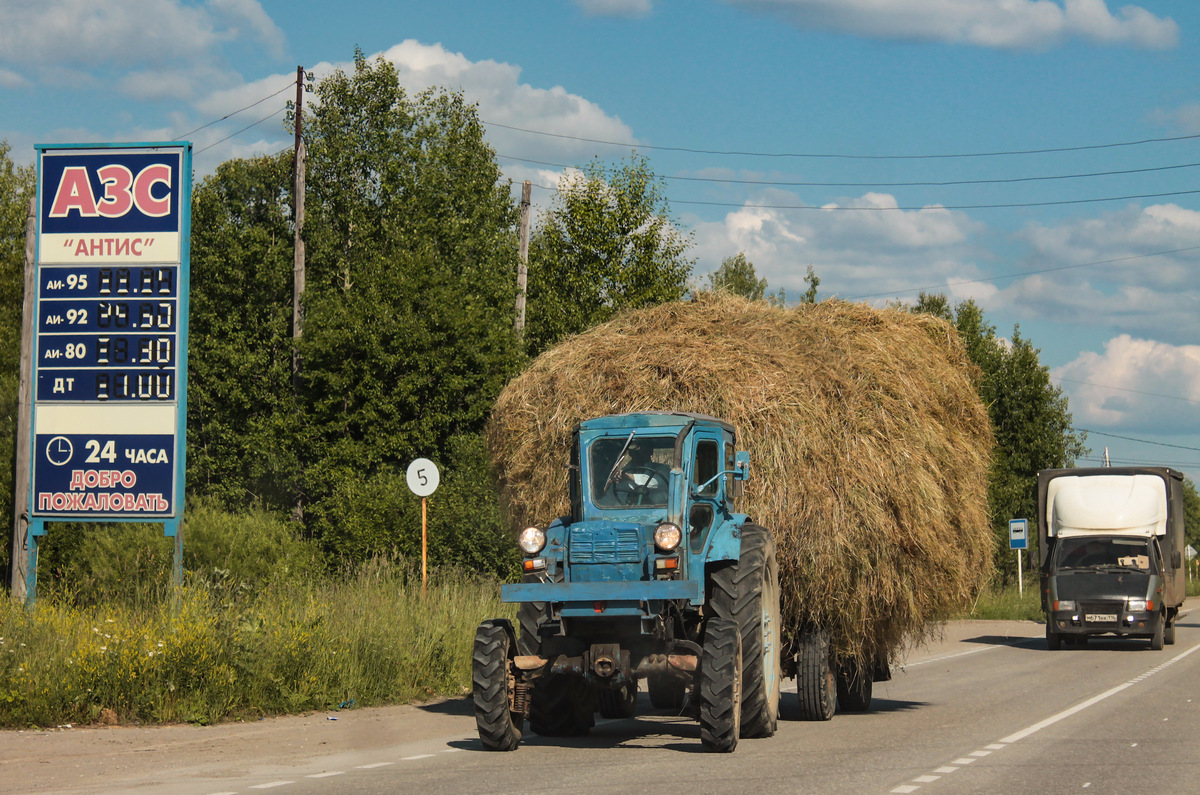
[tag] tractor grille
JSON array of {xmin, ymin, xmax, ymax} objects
[{"xmin": 568, "ymin": 526, "xmax": 642, "ymax": 564}]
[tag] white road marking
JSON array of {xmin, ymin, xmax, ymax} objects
[
  {"xmin": 893, "ymin": 639, "xmax": 1200, "ymax": 792},
  {"xmin": 249, "ymin": 783, "xmax": 294, "ymax": 790},
  {"xmin": 306, "ymin": 771, "xmax": 345, "ymax": 778},
  {"xmin": 402, "ymin": 754, "xmax": 435, "ymax": 760}
]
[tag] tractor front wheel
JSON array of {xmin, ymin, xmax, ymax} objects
[{"xmin": 472, "ymin": 621, "xmax": 523, "ymax": 751}]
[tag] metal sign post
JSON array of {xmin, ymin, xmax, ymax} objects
[
  {"xmin": 20, "ymin": 142, "xmax": 192, "ymax": 605},
  {"xmin": 406, "ymin": 458, "xmax": 440, "ymax": 594},
  {"xmin": 1009, "ymin": 518, "xmax": 1029, "ymax": 595}
]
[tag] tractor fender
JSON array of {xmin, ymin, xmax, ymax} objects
[{"xmin": 702, "ymin": 514, "xmax": 749, "ymax": 564}]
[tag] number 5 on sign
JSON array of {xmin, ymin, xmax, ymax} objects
[{"xmin": 407, "ymin": 458, "xmax": 440, "ymax": 593}]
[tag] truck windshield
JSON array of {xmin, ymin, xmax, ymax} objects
[
  {"xmin": 1054, "ymin": 536, "xmax": 1153, "ymax": 571},
  {"xmin": 591, "ymin": 435, "xmax": 674, "ymax": 508}
]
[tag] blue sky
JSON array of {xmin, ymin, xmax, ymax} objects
[{"xmin": 3, "ymin": 0, "xmax": 1200, "ymax": 484}]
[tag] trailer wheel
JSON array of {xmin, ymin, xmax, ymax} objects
[
  {"xmin": 472, "ymin": 621, "xmax": 522, "ymax": 751},
  {"xmin": 648, "ymin": 675, "xmax": 686, "ymax": 709},
  {"xmin": 835, "ymin": 659, "xmax": 872, "ymax": 712},
  {"xmin": 597, "ymin": 681, "xmax": 637, "ymax": 719},
  {"xmin": 708, "ymin": 523, "xmax": 781, "ymax": 738},
  {"xmin": 699, "ymin": 618, "xmax": 741, "ymax": 752},
  {"xmin": 1150, "ymin": 614, "xmax": 1165, "ymax": 651},
  {"xmin": 529, "ymin": 675, "xmax": 595, "ymax": 737},
  {"xmin": 1045, "ymin": 623, "xmax": 1061, "ymax": 651},
  {"xmin": 796, "ymin": 628, "xmax": 836, "ymax": 721}
]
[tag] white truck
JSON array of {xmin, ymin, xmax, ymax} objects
[{"xmin": 1038, "ymin": 466, "xmax": 1186, "ymax": 650}]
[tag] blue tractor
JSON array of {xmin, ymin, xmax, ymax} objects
[{"xmin": 472, "ymin": 412, "xmax": 781, "ymax": 752}]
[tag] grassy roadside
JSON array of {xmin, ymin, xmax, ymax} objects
[{"xmin": 0, "ymin": 561, "xmax": 511, "ymax": 729}]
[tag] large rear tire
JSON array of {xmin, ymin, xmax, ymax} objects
[
  {"xmin": 796, "ymin": 628, "xmax": 836, "ymax": 721},
  {"xmin": 835, "ymin": 659, "xmax": 872, "ymax": 712},
  {"xmin": 517, "ymin": 601, "xmax": 545, "ymax": 657},
  {"xmin": 597, "ymin": 681, "xmax": 637, "ymax": 719},
  {"xmin": 472, "ymin": 621, "xmax": 522, "ymax": 751},
  {"xmin": 529, "ymin": 675, "xmax": 595, "ymax": 737},
  {"xmin": 1150, "ymin": 614, "xmax": 1165, "ymax": 651},
  {"xmin": 1164, "ymin": 617, "xmax": 1176, "ymax": 646},
  {"xmin": 708, "ymin": 523, "xmax": 781, "ymax": 738},
  {"xmin": 698, "ymin": 618, "xmax": 741, "ymax": 752}
]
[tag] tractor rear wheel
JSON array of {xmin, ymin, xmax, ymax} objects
[
  {"xmin": 698, "ymin": 618, "xmax": 741, "ymax": 752},
  {"xmin": 708, "ymin": 523, "xmax": 781, "ymax": 738},
  {"xmin": 472, "ymin": 621, "xmax": 522, "ymax": 751}
]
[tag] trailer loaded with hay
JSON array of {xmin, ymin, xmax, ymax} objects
[{"xmin": 476, "ymin": 293, "xmax": 994, "ymax": 746}]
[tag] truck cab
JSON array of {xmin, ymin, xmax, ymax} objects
[
  {"xmin": 472, "ymin": 412, "xmax": 780, "ymax": 753},
  {"xmin": 1039, "ymin": 467, "xmax": 1186, "ymax": 651}
]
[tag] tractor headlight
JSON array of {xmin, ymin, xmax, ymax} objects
[
  {"xmin": 654, "ymin": 522, "xmax": 682, "ymax": 553},
  {"xmin": 518, "ymin": 526, "xmax": 546, "ymax": 555}
]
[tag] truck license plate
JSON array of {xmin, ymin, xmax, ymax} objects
[{"xmin": 1086, "ymin": 613, "xmax": 1117, "ymax": 623}]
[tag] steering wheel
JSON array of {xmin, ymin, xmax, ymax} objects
[{"xmin": 611, "ymin": 466, "xmax": 666, "ymax": 506}]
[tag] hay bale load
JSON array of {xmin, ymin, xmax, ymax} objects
[{"xmin": 487, "ymin": 292, "xmax": 994, "ymax": 665}]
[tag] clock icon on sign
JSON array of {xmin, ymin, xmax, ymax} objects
[{"xmin": 46, "ymin": 436, "xmax": 73, "ymax": 466}]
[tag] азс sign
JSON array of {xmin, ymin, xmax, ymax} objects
[{"xmin": 31, "ymin": 143, "xmax": 191, "ymax": 521}]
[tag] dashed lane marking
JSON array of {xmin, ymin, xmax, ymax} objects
[{"xmin": 890, "ymin": 640, "xmax": 1200, "ymax": 793}]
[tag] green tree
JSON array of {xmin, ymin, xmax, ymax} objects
[
  {"xmin": 1183, "ymin": 479, "xmax": 1200, "ymax": 553},
  {"xmin": 525, "ymin": 154, "xmax": 693, "ymax": 355},
  {"xmin": 0, "ymin": 142, "xmax": 35, "ymax": 576},
  {"xmin": 294, "ymin": 51, "xmax": 523, "ymax": 557},
  {"xmin": 709, "ymin": 252, "xmax": 766, "ymax": 300},
  {"xmin": 909, "ymin": 293, "xmax": 1087, "ymax": 583},
  {"xmin": 187, "ymin": 152, "xmax": 300, "ymax": 510}
]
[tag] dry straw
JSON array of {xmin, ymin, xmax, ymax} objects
[{"xmin": 488, "ymin": 293, "xmax": 994, "ymax": 664}]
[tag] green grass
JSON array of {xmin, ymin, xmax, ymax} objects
[
  {"xmin": 0, "ymin": 560, "xmax": 511, "ymax": 728},
  {"xmin": 958, "ymin": 573, "xmax": 1200, "ymax": 622}
]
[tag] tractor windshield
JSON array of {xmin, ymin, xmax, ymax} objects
[{"xmin": 590, "ymin": 434, "xmax": 675, "ymax": 508}]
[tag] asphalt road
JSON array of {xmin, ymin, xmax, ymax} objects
[{"xmin": 9, "ymin": 608, "xmax": 1200, "ymax": 794}]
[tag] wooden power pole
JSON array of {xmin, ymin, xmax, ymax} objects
[
  {"xmin": 10, "ymin": 197, "xmax": 35, "ymax": 601},
  {"xmin": 292, "ymin": 65, "xmax": 306, "ymax": 383},
  {"xmin": 514, "ymin": 180, "xmax": 531, "ymax": 340}
]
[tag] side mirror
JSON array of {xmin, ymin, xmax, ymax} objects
[{"xmin": 734, "ymin": 451, "xmax": 750, "ymax": 481}]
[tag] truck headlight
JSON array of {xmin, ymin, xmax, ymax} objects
[
  {"xmin": 1127, "ymin": 599, "xmax": 1148, "ymax": 612},
  {"xmin": 518, "ymin": 526, "xmax": 546, "ymax": 555},
  {"xmin": 1054, "ymin": 600, "xmax": 1075, "ymax": 611},
  {"xmin": 654, "ymin": 522, "xmax": 682, "ymax": 552}
]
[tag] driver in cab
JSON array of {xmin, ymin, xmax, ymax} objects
[{"xmin": 614, "ymin": 439, "xmax": 670, "ymax": 505}]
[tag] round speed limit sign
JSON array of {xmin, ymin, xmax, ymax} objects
[{"xmin": 406, "ymin": 458, "xmax": 440, "ymax": 497}]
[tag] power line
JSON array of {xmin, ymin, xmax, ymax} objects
[
  {"xmin": 845, "ymin": 245, "xmax": 1200, "ymax": 301},
  {"xmin": 498, "ymin": 152, "xmax": 1200, "ymax": 189},
  {"xmin": 195, "ymin": 105, "xmax": 289, "ymax": 154},
  {"xmin": 1073, "ymin": 427, "xmax": 1200, "ymax": 453},
  {"xmin": 483, "ymin": 119, "xmax": 1200, "ymax": 161},
  {"xmin": 1055, "ymin": 377, "xmax": 1200, "ymax": 405},
  {"xmin": 176, "ymin": 81, "xmax": 295, "ymax": 141},
  {"xmin": 670, "ymin": 188, "xmax": 1200, "ymax": 212}
]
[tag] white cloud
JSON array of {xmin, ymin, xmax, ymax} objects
[
  {"xmin": 690, "ymin": 189, "xmax": 985, "ymax": 301},
  {"xmin": 1150, "ymin": 103, "xmax": 1200, "ymax": 135},
  {"xmin": 0, "ymin": 0, "xmax": 285, "ymax": 93},
  {"xmin": 574, "ymin": 0, "xmax": 654, "ymax": 18},
  {"xmin": 724, "ymin": 0, "xmax": 1177, "ymax": 50},
  {"xmin": 997, "ymin": 203, "xmax": 1200, "ymax": 343},
  {"xmin": 1054, "ymin": 335, "xmax": 1200, "ymax": 432},
  {"xmin": 0, "ymin": 68, "xmax": 27, "ymax": 89}
]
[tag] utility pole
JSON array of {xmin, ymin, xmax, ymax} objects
[
  {"xmin": 514, "ymin": 180, "xmax": 531, "ymax": 340},
  {"xmin": 10, "ymin": 197, "xmax": 35, "ymax": 601},
  {"xmin": 292, "ymin": 65, "xmax": 306, "ymax": 384}
]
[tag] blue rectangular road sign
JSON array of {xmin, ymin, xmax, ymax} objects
[
  {"xmin": 1009, "ymin": 518, "xmax": 1029, "ymax": 550},
  {"xmin": 30, "ymin": 143, "xmax": 190, "ymax": 521}
]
